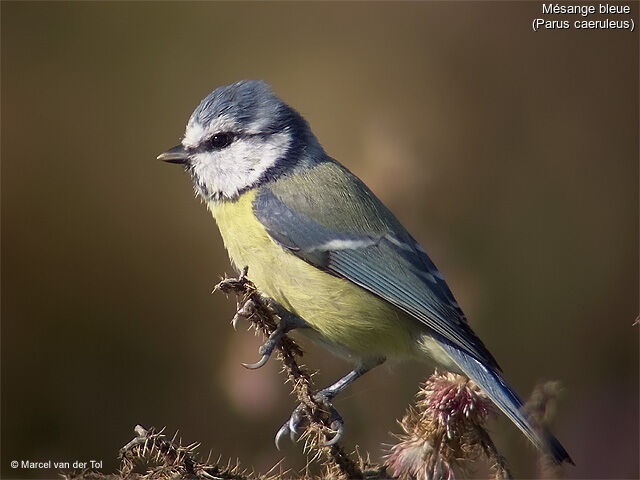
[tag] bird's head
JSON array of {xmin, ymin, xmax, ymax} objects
[{"xmin": 158, "ymin": 80, "xmax": 318, "ymax": 201}]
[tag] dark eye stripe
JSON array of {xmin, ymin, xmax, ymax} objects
[
  {"xmin": 189, "ymin": 131, "xmax": 270, "ymax": 155},
  {"xmin": 204, "ymin": 132, "xmax": 235, "ymax": 150}
]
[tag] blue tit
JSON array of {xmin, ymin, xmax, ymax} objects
[{"xmin": 158, "ymin": 80, "xmax": 572, "ymax": 464}]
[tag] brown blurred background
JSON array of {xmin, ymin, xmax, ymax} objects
[{"xmin": 1, "ymin": 2, "xmax": 638, "ymax": 479}]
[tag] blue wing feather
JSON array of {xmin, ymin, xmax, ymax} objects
[
  {"xmin": 253, "ymin": 185, "xmax": 572, "ymax": 464},
  {"xmin": 254, "ymin": 187, "xmax": 499, "ymax": 370}
]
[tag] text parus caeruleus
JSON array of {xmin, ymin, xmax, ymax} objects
[{"xmin": 158, "ymin": 80, "xmax": 572, "ymax": 464}]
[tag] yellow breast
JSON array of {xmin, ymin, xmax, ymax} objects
[{"xmin": 208, "ymin": 190, "xmax": 421, "ymax": 362}]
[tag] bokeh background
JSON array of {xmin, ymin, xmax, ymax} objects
[{"xmin": 2, "ymin": 2, "xmax": 638, "ymax": 479}]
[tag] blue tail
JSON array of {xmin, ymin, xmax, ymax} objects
[{"xmin": 438, "ymin": 341, "xmax": 574, "ymax": 465}]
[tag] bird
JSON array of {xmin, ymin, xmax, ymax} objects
[{"xmin": 158, "ymin": 79, "xmax": 572, "ymax": 464}]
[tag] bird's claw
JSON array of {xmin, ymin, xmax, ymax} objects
[
  {"xmin": 317, "ymin": 399, "xmax": 344, "ymax": 447},
  {"xmin": 275, "ymin": 405, "xmax": 305, "ymax": 450},
  {"xmin": 241, "ymin": 335, "xmax": 279, "ymax": 370},
  {"xmin": 241, "ymin": 315, "xmax": 291, "ymax": 370},
  {"xmin": 241, "ymin": 353, "xmax": 270, "ymax": 370},
  {"xmin": 321, "ymin": 419, "xmax": 344, "ymax": 446},
  {"xmin": 231, "ymin": 299, "xmax": 256, "ymax": 330},
  {"xmin": 275, "ymin": 422, "xmax": 291, "ymax": 450},
  {"xmin": 231, "ymin": 297, "xmax": 273, "ymax": 368},
  {"xmin": 274, "ymin": 392, "xmax": 344, "ymax": 449}
]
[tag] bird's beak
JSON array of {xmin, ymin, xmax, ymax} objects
[{"xmin": 157, "ymin": 144, "xmax": 189, "ymax": 165}]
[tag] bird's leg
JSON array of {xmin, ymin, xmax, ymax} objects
[
  {"xmin": 242, "ymin": 302, "xmax": 308, "ymax": 370},
  {"xmin": 275, "ymin": 358, "xmax": 384, "ymax": 449}
]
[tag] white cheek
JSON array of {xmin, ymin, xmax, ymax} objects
[{"xmin": 191, "ymin": 133, "xmax": 291, "ymax": 199}]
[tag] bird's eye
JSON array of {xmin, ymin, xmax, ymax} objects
[{"xmin": 205, "ymin": 132, "xmax": 235, "ymax": 150}]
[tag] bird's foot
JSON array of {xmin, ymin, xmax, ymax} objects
[
  {"xmin": 239, "ymin": 301, "xmax": 294, "ymax": 370},
  {"xmin": 275, "ymin": 390, "xmax": 344, "ymax": 449},
  {"xmin": 241, "ymin": 325, "xmax": 284, "ymax": 370}
]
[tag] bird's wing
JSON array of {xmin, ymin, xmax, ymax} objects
[
  {"xmin": 253, "ymin": 171, "xmax": 500, "ymax": 372},
  {"xmin": 253, "ymin": 165, "xmax": 573, "ymax": 464}
]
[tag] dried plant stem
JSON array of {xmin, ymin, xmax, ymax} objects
[
  {"xmin": 63, "ymin": 424, "xmax": 258, "ymax": 480},
  {"xmin": 61, "ymin": 270, "xmax": 567, "ymax": 480},
  {"xmin": 214, "ymin": 268, "xmax": 365, "ymax": 479}
]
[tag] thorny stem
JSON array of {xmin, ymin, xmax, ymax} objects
[
  {"xmin": 214, "ymin": 268, "xmax": 366, "ymax": 479},
  {"xmin": 61, "ymin": 270, "xmax": 561, "ymax": 480},
  {"xmin": 61, "ymin": 424, "xmax": 256, "ymax": 480}
]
